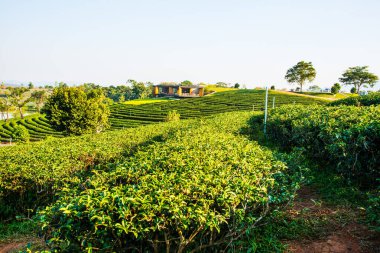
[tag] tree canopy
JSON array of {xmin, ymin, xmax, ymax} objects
[
  {"xmin": 285, "ymin": 61, "xmax": 316, "ymax": 92},
  {"xmin": 339, "ymin": 66, "xmax": 378, "ymax": 94},
  {"xmin": 42, "ymin": 85, "xmax": 110, "ymax": 135},
  {"xmin": 180, "ymin": 80, "xmax": 193, "ymax": 86}
]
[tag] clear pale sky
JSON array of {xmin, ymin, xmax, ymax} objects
[{"xmin": 0, "ymin": 0, "xmax": 379, "ymax": 90}]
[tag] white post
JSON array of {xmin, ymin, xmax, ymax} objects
[
  {"xmin": 252, "ymin": 105, "xmax": 255, "ymax": 111},
  {"xmin": 264, "ymin": 86, "xmax": 269, "ymax": 135},
  {"xmin": 272, "ymin": 97, "xmax": 275, "ymax": 109}
]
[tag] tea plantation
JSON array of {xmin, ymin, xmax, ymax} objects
[
  {"xmin": 0, "ymin": 89, "xmax": 327, "ymax": 142},
  {"xmin": 0, "ymin": 93, "xmax": 379, "ymax": 252}
]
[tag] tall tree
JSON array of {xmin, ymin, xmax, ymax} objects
[
  {"xmin": 0, "ymin": 97, "xmax": 12, "ymax": 121},
  {"xmin": 31, "ymin": 90, "xmax": 48, "ymax": 113},
  {"xmin": 8, "ymin": 87, "xmax": 31, "ymax": 119},
  {"xmin": 42, "ymin": 85, "xmax": 110, "ymax": 135},
  {"xmin": 285, "ymin": 61, "xmax": 316, "ymax": 92},
  {"xmin": 128, "ymin": 79, "xmax": 152, "ymax": 99},
  {"xmin": 339, "ymin": 66, "xmax": 378, "ymax": 94}
]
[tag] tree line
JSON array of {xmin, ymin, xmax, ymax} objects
[{"xmin": 285, "ymin": 61, "xmax": 378, "ymax": 94}]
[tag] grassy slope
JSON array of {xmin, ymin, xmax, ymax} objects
[
  {"xmin": 299, "ymin": 92, "xmax": 357, "ymax": 100},
  {"xmin": 0, "ymin": 89, "xmax": 326, "ymax": 142}
]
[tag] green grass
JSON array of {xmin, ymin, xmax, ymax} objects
[
  {"xmin": 300, "ymin": 92, "xmax": 357, "ymax": 100},
  {"xmin": 123, "ymin": 98, "xmax": 172, "ymax": 105}
]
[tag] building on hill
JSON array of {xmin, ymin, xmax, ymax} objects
[{"xmin": 153, "ymin": 84, "xmax": 204, "ymax": 98}]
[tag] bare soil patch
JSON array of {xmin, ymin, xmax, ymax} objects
[{"xmin": 285, "ymin": 187, "xmax": 380, "ymax": 253}]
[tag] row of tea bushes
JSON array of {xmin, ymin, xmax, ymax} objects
[
  {"xmin": 0, "ymin": 115, "xmax": 63, "ymax": 142},
  {"xmin": 0, "ymin": 112, "xmax": 254, "ymax": 220},
  {"xmin": 109, "ymin": 89, "xmax": 327, "ymax": 130},
  {"xmin": 39, "ymin": 114, "xmax": 298, "ymax": 252},
  {"xmin": 329, "ymin": 92, "xmax": 380, "ymax": 106},
  {"xmin": 266, "ymin": 105, "xmax": 380, "ymax": 188}
]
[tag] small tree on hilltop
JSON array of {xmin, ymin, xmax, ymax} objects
[
  {"xmin": 331, "ymin": 83, "xmax": 341, "ymax": 94},
  {"xmin": 42, "ymin": 85, "xmax": 110, "ymax": 135},
  {"xmin": 180, "ymin": 80, "xmax": 193, "ymax": 86},
  {"xmin": 339, "ymin": 66, "xmax": 378, "ymax": 94},
  {"xmin": 285, "ymin": 61, "xmax": 316, "ymax": 92},
  {"xmin": 234, "ymin": 83, "xmax": 240, "ymax": 89}
]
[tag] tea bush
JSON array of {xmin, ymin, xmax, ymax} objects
[
  {"xmin": 39, "ymin": 119, "xmax": 297, "ymax": 252},
  {"xmin": 266, "ymin": 105, "xmax": 380, "ymax": 187},
  {"xmin": 0, "ymin": 112, "xmax": 254, "ymax": 220},
  {"xmin": 10, "ymin": 125, "xmax": 30, "ymax": 143},
  {"xmin": 329, "ymin": 92, "xmax": 380, "ymax": 106}
]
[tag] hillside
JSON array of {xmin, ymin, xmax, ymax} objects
[{"xmin": 0, "ymin": 89, "xmax": 326, "ymax": 142}]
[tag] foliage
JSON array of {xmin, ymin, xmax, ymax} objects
[
  {"xmin": 308, "ymin": 85, "xmax": 321, "ymax": 92},
  {"xmin": 329, "ymin": 92, "xmax": 380, "ymax": 106},
  {"xmin": 351, "ymin": 87, "xmax": 357, "ymax": 94},
  {"xmin": 0, "ymin": 220, "xmax": 37, "ymax": 241},
  {"xmin": 128, "ymin": 79, "xmax": 153, "ymax": 99},
  {"xmin": 0, "ymin": 97, "xmax": 12, "ymax": 121},
  {"xmin": 216, "ymin": 82, "xmax": 228, "ymax": 87},
  {"xmin": 180, "ymin": 80, "xmax": 193, "ymax": 86},
  {"xmin": 165, "ymin": 110, "xmax": 180, "ymax": 122},
  {"xmin": 339, "ymin": 66, "xmax": 379, "ymax": 94},
  {"xmin": 285, "ymin": 61, "xmax": 316, "ymax": 92},
  {"xmin": 265, "ymin": 105, "xmax": 380, "ymax": 188},
  {"xmin": 234, "ymin": 83, "xmax": 240, "ymax": 88},
  {"xmin": 1, "ymin": 90, "xmax": 327, "ymax": 142},
  {"xmin": 270, "ymin": 85, "xmax": 275, "ymax": 90},
  {"xmin": 10, "ymin": 125, "xmax": 30, "ymax": 143},
  {"xmin": 38, "ymin": 114, "xmax": 297, "ymax": 252},
  {"xmin": 8, "ymin": 87, "xmax": 31, "ymax": 119},
  {"xmin": 42, "ymin": 85, "xmax": 110, "ymax": 135},
  {"xmin": 109, "ymin": 90, "xmax": 326, "ymax": 131},
  {"xmin": 31, "ymin": 90, "xmax": 48, "ymax": 113},
  {"xmin": 330, "ymin": 83, "xmax": 341, "ymax": 94},
  {"xmin": 367, "ymin": 186, "xmax": 380, "ymax": 231}
]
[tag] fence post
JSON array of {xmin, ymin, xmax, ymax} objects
[
  {"xmin": 272, "ymin": 97, "xmax": 275, "ymax": 109},
  {"xmin": 264, "ymin": 86, "xmax": 269, "ymax": 135}
]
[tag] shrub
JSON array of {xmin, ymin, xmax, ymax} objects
[
  {"xmin": 165, "ymin": 110, "xmax": 180, "ymax": 122},
  {"xmin": 329, "ymin": 92, "xmax": 380, "ymax": 106},
  {"xmin": 39, "ymin": 121, "xmax": 295, "ymax": 252},
  {"xmin": 265, "ymin": 105, "xmax": 380, "ymax": 188},
  {"xmin": 10, "ymin": 125, "xmax": 30, "ymax": 143},
  {"xmin": 42, "ymin": 85, "xmax": 110, "ymax": 135},
  {"xmin": 0, "ymin": 112, "xmax": 253, "ymax": 220}
]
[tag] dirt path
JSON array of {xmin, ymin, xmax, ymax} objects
[
  {"xmin": 0, "ymin": 242, "xmax": 26, "ymax": 253},
  {"xmin": 285, "ymin": 187, "xmax": 380, "ymax": 253},
  {"xmin": 0, "ymin": 237, "xmax": 44, "ymax": 253}
]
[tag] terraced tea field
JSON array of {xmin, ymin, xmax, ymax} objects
[
  {"xmin": 109, "ymin": 89, "xmax": 327, "ymax": 129},
  {"xmin": 0, "ymin": 89, "xmax": 326, "ymax": 141}
]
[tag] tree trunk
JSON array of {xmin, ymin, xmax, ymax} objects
[{"xmin": 18, "ymin": 106, "xmax": 24, "ymax": 119}]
